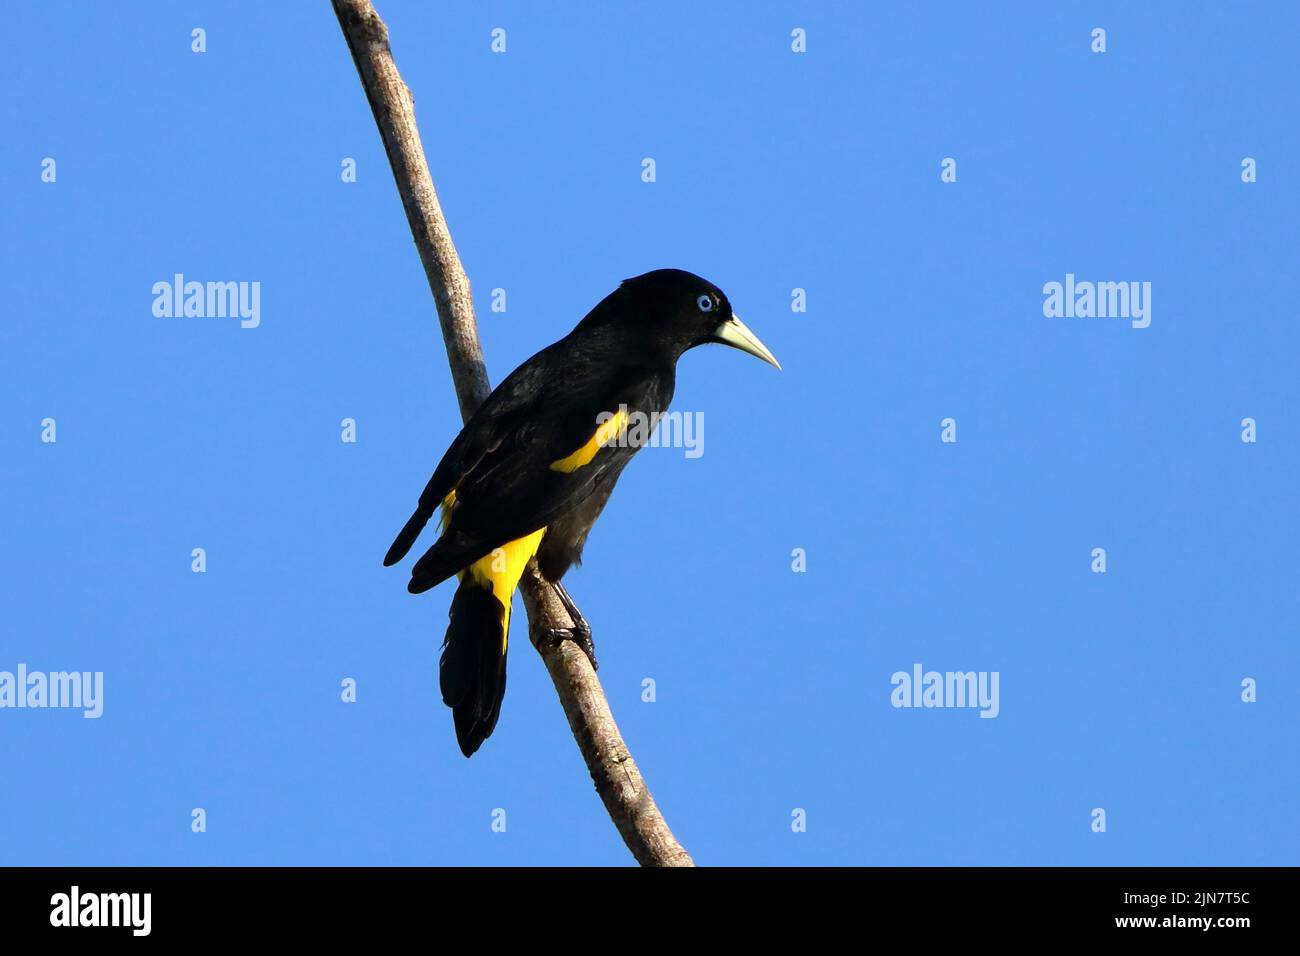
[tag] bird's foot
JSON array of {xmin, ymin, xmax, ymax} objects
[
  {"xmin": 541, "ymin": 622, "xmax": 598, "ymax": 671},
  {"xmin": 545, "ymin": 581, "xmax": 597, "ymax": 669}
]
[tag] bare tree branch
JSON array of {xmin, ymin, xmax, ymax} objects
[{"xmin": 333, "ymin": 0, "xmax": 694, "ymax": 868}]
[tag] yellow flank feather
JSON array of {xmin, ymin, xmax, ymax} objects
[
  {"xmin": 441, "ymin": 489, "xmax": 545, "ymax": 654},
  {"xmin": 549, "ymin": 409, "xmax": 627, "ymax": 473}
]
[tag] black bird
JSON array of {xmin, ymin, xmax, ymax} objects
[{"xmin": 384, "ymin": 268, "xmax": 780, "ymax": 756}]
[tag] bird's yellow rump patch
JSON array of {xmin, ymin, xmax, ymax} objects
[
  {"xmin": 549, "ymin": 409, "xmax": 628, "ymax": 473},
  {"xmin": 441, "ymin": 489, "xmax": 545, "ymax": 653}
]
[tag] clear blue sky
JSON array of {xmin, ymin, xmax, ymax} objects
[{"xmin": 2, "ymin": 2, "xmax": 1296, "ymax": 866}]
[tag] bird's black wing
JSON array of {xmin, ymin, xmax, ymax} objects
[
  {"xmin": 386, "ymin": 327, "xmax": 669, "ymax": 591},
  {"xmin": 383, "ymin": 340, "xmax": 567, "ymax": 568},
  {"xmin": 401, "ymin": 363, "xmax": 668, "ymax": 594}
]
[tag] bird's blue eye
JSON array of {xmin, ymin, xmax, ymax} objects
[{"xmin": 697, "ymin": 295, "xmax": 714, "ymax": 312}]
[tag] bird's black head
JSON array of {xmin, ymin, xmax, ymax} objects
[{"xmin": 579, "ymin": 268, "xmax": 781, "ymax": 370}]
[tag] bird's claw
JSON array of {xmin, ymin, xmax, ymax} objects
[{"xmin": 542, "ymin": 624, "xmax": 598, "ymax": 671}]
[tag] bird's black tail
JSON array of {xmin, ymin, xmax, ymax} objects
[{"xmin": 440, "ymin": 575, "xmax": 509, "ymax": 757}]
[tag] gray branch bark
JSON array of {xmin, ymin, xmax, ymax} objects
[{"xmin": 333, "ymin": 0, "xmax": 694, "ymax": 867}]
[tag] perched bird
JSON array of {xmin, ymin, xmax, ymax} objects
[{"xmin": 385, "ymin": 268, "xmax": 780, "ymax": 756}]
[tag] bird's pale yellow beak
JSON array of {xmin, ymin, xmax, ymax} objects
[{"xmin": 714, "ymin": 314, "xmax": 781, "ymax": 370}]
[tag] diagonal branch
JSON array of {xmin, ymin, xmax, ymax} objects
[{"xmin": 333, "ymin": 0, "xmax": 693, "ymax": 867}]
